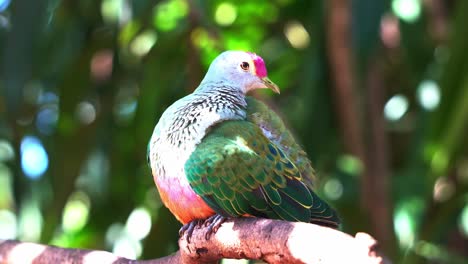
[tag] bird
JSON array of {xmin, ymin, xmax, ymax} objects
[{"xmin": 147, "ymin": 50, "xmax": 339, "ymax": 240}]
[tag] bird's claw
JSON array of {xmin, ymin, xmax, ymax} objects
[
  {"xmin": 179, "ymin": 219, "xmax": 203, "ymax": 243},
  {"xmin": 203, "ymin": 214, "xmax": 226, "ymax": 240},
  {"xmin": 179, "ymin": 214, "xmax": 227, "ymax": 242}
]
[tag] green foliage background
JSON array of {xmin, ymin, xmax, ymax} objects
[{"xmin": 0, "ymin": 0, "xmax": 467, "ymax": 263}]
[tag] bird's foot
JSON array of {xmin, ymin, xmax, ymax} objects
[
  {"xmin": 179, "ymin": 219, "xmax": 204, "ymax": 243},
  {"xmin": 179, "ymin": 214, "xmax": 227, "ymax": 243},
  {"xmin": 203, "ymin": 214, "xmax": 227, "ymax": 240}
]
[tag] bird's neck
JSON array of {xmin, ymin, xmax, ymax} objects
[{"xmin": 165, "ymin": 83, "xmax": 247, "ymax": 149}]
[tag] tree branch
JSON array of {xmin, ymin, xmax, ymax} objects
[{"xmin": 0, "ymin": 218, "xmax": 390, "ymax": 264}]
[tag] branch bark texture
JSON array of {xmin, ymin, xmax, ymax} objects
[{"xmin": 0, "ymin": 218, "xmax": 389, "ymax": 264}]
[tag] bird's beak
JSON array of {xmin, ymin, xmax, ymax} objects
[{"xmin": 262, "ymin": 77, "xmax": 280, "ymax": 94}]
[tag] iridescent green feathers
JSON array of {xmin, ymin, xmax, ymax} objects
[{"xmin": 185, "ymin": 97, "xmax": 340, "ymax": 227}]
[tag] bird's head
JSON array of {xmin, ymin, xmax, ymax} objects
[{"xmin": 200, "ymin": 51, "xmax": 280, "ymax": 94}]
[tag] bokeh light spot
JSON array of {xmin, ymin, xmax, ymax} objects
[
  {"xmin": 125, "ymin": 207, "xmax": 152, "ymax": 240},
  {"xmin": 394, "ymin": 208, "xmax": 414, "ymax": 247},
  {"xmin": 191, "ymin": 27, "xmax": 214, "ymax": 49},
  {"xmin": 39, "ymin": 91, "xmax": 59, "ymax": 105},
  {"xmin": 62, "ymin": 191, "xmax": 91, "ymax": 233},
  {"xmin": 215, "ymin": 3, "xmax": 237, "ymax": 26},
  {"xmin": 130, "ymin": 30, "xmax": 157, "ymax": 57},
  {"xmin": 431, "ymin": 148, "xmax": 448, "ymax": 175},
  {"xmin": 392, "ymin": 0, "xmax": 421, "ymax": 23},
  {"xmin": 36, "ymin": 105, "xmax": 59, "ymax": 135},
  {"xmin": 153, "ymin": 0, "xmax": 188, "ymax": 32},
  {"xmin": 106, "ymin": 223, "xmax": 124, "ymax": 247},
  {"xmin": 18, "ymin": 200, "xmax": 43, "ymax": 242},
  {"xmin": 433, "ymin": 177, "xmax": 454, "ymax": 202},
  {"xmin": 75, "ymin": 101, "xmax": 97, "ymax": 125},
  {"xmin": 417, "ymin": 80, "xmax": 440, "ymax": 111},
  {"xmin": 0, "ymin": 0, "xmax": 11, "ymax": 12},
  {"xmin": 0, "ymin": 164, "xmax": 13, "ymax": 207},
  {"xmin": 0, "ymin": 140, "xmax": 15, "ymax": 161},
  {"xmin": 91, "ymin": 50, "xmax": 114, "ymax": 81},
  {"xmin": 0, "ymin": 14, "xmax": 9, "ymax": 29},
  {"xmin": 114, "ymin": 99, "xmax": 138, "ymax": 125},
  {"xmin": 284, "ymin": 21, "xmax": 310, "ymax": 49},
  {"xmin": 119, "ymin": 21, "xmax": 141, "ymax": 47},
  {"xmin": 0, "ymin": 209, "xmax": 17, "ymax": 239},
  {"xmin": 337, "ymin": 154, "xmax": 363, "ymax": 176},
  {"xmin": 101, "ymin": 0, "xmax": 124, "ymax": 24},
  {"xmin": 460, "ymin": 204, "xmax": 468, "ymax": 237},
  {"xmin": 380, "ymin": 14, "xmax": 400, "ymax": 49},
  {"xmin": 384, "ymin": 94, "xmax": 409, "ymax": 121},
  {"xmin": 323, "ymin": 178, "xmax": 343, "ymax": 200},
  {"xmin": 20, "ymin": 136, "xmax": 48, "ymax": 179}
]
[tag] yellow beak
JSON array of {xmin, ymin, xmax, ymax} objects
[{"xmin": 262, "ymin": 77, "xmax": 280, "ymax": 94}]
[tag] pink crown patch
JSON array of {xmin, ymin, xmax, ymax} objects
[{"xmin": 248, "ymin": 52, "xmax": 267, "ymax": 78}]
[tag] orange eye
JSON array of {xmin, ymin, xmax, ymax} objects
[{"xmin": 240, "ymin": 61, "xmax": 250, "ymax": 71}]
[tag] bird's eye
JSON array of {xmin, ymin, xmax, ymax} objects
[{"xmin": 240, "ymin": 61, "xmax": 250, "ymax": 71}]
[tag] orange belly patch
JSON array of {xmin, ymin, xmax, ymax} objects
[{"xmin": 155, "ymin": 176, "xmax": 215, "ymax": 224}]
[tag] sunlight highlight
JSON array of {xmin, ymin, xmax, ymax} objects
[
  {"xmin": 214, "ymin": 221, "xmax": 241, "ymax": 245},
  {"xmin": 83, "ymin": 251, "xmax": 118, "ymax": 264},
  {"xmin": 232, "ymin": 136, "xmax": 254, "ymax": 154},
  {"xmin": 8, "ymin": 242, "xmax": 46, "ymax": 263}
]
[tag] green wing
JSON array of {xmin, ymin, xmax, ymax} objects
[
  {"xmin": 245, "ymin": 97, "xmax": 316, "ymax": 187},
  {"xmin": 185, "ymin": 120, "xmax": 339, "ymax": 226}
]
